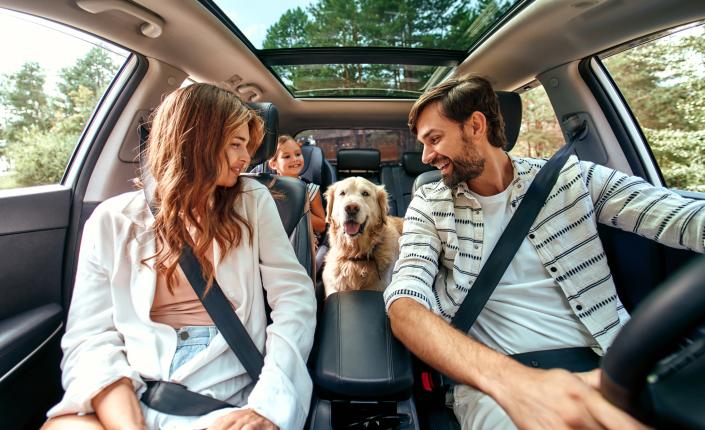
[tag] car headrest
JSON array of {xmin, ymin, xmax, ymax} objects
[
  {"xmin": 300, "ymin": 145, "xmax": 324, "ymax": 184},
  {"xmin": 337, "ymin": 148, "xmax": 381, "ymax": 171},
  {"xmin": 401, "ymin": 152, "xmax": 434, "ymax": 176},
  {"xmin": 496, "ymin": 91, "xmax": 522, "ymax": 152},
  {"xmin": 412, "ymin": 170, "xmax": 442, "ymax": 194},
  {"xmin": 248, "ymin": 102, "xmax": 278, "ymax": 166}
]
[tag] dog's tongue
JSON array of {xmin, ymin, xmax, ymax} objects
[{"xmin": 344, "ymin": 221, "xmax": 361, "ymax": 235}]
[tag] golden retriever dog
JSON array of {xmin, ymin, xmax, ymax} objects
[{"xmin": 322, "ymin": 177, "xmax": 404, "ymax": 297}]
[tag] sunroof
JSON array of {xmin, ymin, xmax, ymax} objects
[
  {"xmin": 205, "ymin": 0, "xmax": 524, "ymax": 97},
  {"xmin": 272, "ymin": 63, "xmax": 454, "ymax": 98}
]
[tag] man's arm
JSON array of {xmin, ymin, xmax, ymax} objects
[
  {"xmin": 388, "ymin": 298, "xmax": 648, "ymax": 430},
  {"xmin": 582, "ymin": 160, "xmax": 705, "ymax": 252}
]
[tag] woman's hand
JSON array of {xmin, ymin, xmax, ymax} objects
[{"xmin": 208, "ymin": 409, "xmax": 278, "ymax": 430}]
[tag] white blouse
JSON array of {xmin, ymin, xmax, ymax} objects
[{"xmin": 47, "ymin": 178, "xmax": 317, "ymax": 429}]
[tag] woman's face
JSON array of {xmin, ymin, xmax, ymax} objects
[
  {"xmin": 216, "ymin": 123, "xmax": 251, "ymax": 187},
  {"xmin": 270, "ymin": 140, "xmax": 304, "ymax": 177}
]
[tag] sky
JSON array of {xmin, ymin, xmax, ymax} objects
[
  {"xmin": 0, "ymin": 9, "xmax": 128, "ymax": 96},
  {"xmin": 215, "ymin": 0, "xmax": 314, "ymax": 48}
]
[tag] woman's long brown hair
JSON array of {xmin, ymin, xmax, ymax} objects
[{"xmin": 146, "ymin": 83, "xmax": 264, "ymax": 293}]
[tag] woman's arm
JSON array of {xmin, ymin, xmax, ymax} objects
[
  {"xmin": 47, "ymin": 203, "xmax": 145, "ymax": 421},
  {"xmin": 245, "ymin": 188, "xmax": 317, "ymax": 430},
  {"xmin": 92, "ymin": 378, "xmax": 146, "ymax": 430},
  {"xmin": 309, "ymin": 190, "xmax": 326, "ymax": 234}
]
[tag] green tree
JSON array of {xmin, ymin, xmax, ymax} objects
[
  {"xmin": 1, "ymin": 47, "xmax": 121, "ymax": 189},
  {"xmin": 0, "ymin": 62, "xmax": 51, "ymax": 141},
  {"xmin": 57, "ymin": 47, "xmax": 118, "ymax": 117},
  {"xmin": 262, "ymin": 0, "xmax": 515, "ymax": 96},
  {"xmin": 263, "ymin": 7, "xmax": 311, "ymax": 49},
  {"xmin": 603, "ymin": 26, "xmax": 705, "ymax": 192}
]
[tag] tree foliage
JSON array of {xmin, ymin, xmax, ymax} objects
[
  {"xmin": 0, "ymin": 47, "xmax": 120, "ymax": 188},
  {"xmin": 603, "ymin": 28, "xmax": 705, "ymax": 191},
  {"xmin": 0, "ymin": 62, "xmax": 51, "ymax": 142},
  {"xmin": 263, "ymin": 0, "xmax": 512, "ymax": 95}
]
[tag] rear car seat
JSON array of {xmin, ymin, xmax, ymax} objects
[
  {"xmin": 300, "ymin": 144, "xmax": 337, "ymax": 202},
  {"xmin": 336, "ymin": 148, "xmax": 381, "ymax": 184},
  {"xmin": 381, "ymin": 151, "xmax": 435, "ymax": 216}
]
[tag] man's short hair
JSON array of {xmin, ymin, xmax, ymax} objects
[{"xmin": 408, "ymin": 76, "xmax": 507, "ymax": 149}]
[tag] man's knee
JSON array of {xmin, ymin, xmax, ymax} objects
[{"xmin": 452, "ymin": 385, "xmax": 516, "ymax": 430}]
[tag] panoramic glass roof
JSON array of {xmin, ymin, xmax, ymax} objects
[{"xmin": 205, "ymin": 0, "xmax": 524, "ymax": 97}]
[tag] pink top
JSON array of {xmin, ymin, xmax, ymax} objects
[{"xmin": 150, "ymin": 266, "xmax": 216, "ymax": 328}]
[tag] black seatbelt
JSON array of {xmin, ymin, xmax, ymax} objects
[
  {"xmin": 449, "ymin": 133, "xmax": 578, "ymax": 333},
  {"xmin": 137, "ymin": 123, "xmax": 264, "ymax": 415},
  {"xmin": 428, "ymin": 118, "xmax": 591, "ymax": 387}
]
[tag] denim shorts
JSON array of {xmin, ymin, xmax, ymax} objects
[{"xmin": 169, "ymin": 325, "xmax": 219, "ymax": 377}]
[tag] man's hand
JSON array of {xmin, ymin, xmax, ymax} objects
[
  {"xmin": 492, "ymin": 366, "xmax": 649, "ymax": 430},
  {"xmin": 208, "ymin": 408, "xmax": 278, "ymax": 430}
]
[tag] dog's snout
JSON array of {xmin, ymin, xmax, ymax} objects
[{"xmin": 345, "ymin": 203, "xmax": 360, "ymax": 216}]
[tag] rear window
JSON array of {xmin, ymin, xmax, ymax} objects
[{"xmin": 295, "ymin": 129, "xmax": 421, "ymax": 164}]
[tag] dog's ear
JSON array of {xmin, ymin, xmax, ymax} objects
[
  {"xmin": 376, "ymin": 184, "xmax": 389, "ymax": 225},
  {"xmin": 324, "ymin": 183, "xmax": 336, "ymax": 224}
]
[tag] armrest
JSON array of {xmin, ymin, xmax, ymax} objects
[{"xmin": 314, "ymin": 291, "xmax": 413, "ymax": 400}]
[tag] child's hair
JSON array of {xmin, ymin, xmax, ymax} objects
[
  {"xmin": 270, "ymin": 134, "xmax": 299, "ymax": 162},
  {"xmin": 146, "ymin": 83, "xmax": 264, "ymax": 293}
]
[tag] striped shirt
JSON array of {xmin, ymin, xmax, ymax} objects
[{"xmin": 384, "ymin": 155, "xmax": 705, "ymax": 353}]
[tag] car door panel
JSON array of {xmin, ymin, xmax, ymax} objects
[{"xmin": 0, "ymin": 187, "xmax": 71, "ymax": 429}]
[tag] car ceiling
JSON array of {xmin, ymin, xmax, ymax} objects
[{"xmin": 2, "ymin": 0, "xmax": 705, "ymax": 134}]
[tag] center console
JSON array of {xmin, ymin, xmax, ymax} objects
[{"xmin": 307, "ymin": 290, "xmax": 419, "ymax": 429}]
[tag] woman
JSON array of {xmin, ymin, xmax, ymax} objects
[{"xmin": 42, "ymin": 83, "xmax": 317, "ymax": 430}]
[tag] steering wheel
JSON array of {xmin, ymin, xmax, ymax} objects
[{"xmin": 601, "ymin": 255, "xmax": 705, "ymax": 429}]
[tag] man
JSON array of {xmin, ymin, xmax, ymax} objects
[{"xmin": 384, "ymin": 76, "xmax": 705, "ymax": 429}]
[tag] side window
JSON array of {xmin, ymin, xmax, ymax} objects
[
  {"xmin": 0, "ymin": 9, "xmax": 128, "ymax": 190},
  {"xmin": 513, "ymin": 85, "xmax": 565, "ymax": 159},
  {"xmin": 295, "ymin": 129, "xmax": 421, "ymax": 164},
  {"xmin": 602, "ymin": 23, "xmax": 705, "ymax": 193}
]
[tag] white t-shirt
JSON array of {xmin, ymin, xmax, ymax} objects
[{"xmin": 467, "ymin": 187, "xmax": 594, "ymax": 355}]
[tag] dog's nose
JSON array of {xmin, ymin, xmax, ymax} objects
[{"xmin": 345, "ymin": 203, "xmax": 359, "ymax": 216}]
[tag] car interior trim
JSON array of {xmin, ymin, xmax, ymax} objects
[
  {"xmin": 0, "ymin": 324, "xmax": 62, "ymax": 385},
  {"xmin": 0, "ymin": 302, "xmax": 63, "ymax": 385},
  {"xmin": 588, "ymin": 57, "xmax": 663, "ymax": 186},
  {"xmin": 259, "ymin": 48, "xmax": 466, "ymax": 67}
]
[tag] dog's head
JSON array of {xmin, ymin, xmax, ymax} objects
[{"xmin": 325, "ymin": 177, "xmax": 389, "ymax": 238}]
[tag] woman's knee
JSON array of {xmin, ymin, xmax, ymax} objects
[{"xmin": 41, "ymin": 414, "xmax": 104, "ymax": 430}]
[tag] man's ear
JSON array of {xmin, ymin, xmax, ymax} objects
[
  {"xmin": 377, "ymin": 185, "xmax": 389, "ymax": 225},
  {"xmin": 324, "ymin": 184, "xmax": 336, "ymax": 224},
  {"xmin": 467, "ymin": 111, "xmax": 488, "ymax": 137}
]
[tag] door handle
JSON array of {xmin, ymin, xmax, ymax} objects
[{"xmin": 76, "ymin": 0, "xmax": 164, "ymax": 38}]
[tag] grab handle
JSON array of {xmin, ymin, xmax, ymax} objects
[{"xmin": 76, "ymin": 0, "xmax": 164, "ymax": 38}]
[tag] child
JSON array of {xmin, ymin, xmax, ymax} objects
[{"xmin": 268, "ymin": 135, "xmax": 326, "ymax": 237}]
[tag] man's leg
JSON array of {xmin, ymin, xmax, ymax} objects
[{"xmin": 451, "ymin": 384, "xmax": 516, "ymax": 430}]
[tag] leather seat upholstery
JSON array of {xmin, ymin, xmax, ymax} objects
[
  {"xmin": 336, "ymin": 148, "xmax": 382, "ymax": 184},
  {"xmin": 381, "ymin": 151, "xmax": 435, "ymax": 216}
]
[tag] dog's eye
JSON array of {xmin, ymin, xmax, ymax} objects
[
  {"xmin": 339, "ymin": 191, "xmax": 346, "ymax": 196},
  {"xmin": 361, "ymin": 191, "xmax": 370, "ymax": 197}
]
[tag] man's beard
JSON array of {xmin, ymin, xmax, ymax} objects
[{"xmin": 440, "ymin": 134, "xmax": 485, "ymax": 188}]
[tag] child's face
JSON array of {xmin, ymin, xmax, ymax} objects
[{"xmin": 270, "ymin": 140, "xmax": 304, "ymax": 177}]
